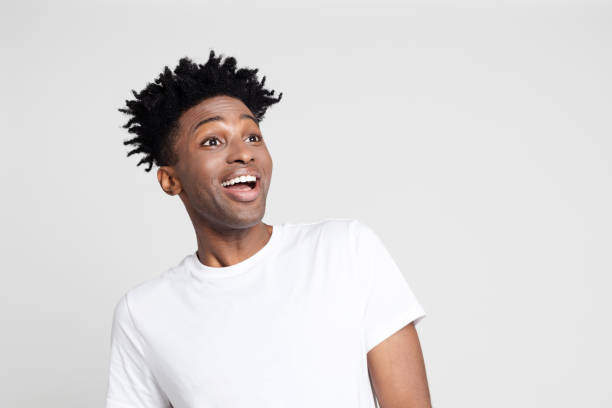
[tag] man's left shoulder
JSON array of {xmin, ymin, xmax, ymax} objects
[
  {"xmin": 315, "ymin": 217, "xmax": 362, "ymax": 235},
  {"xmin": 305, "ymin": 218, "xmax": 367, "ymax": 250},
  {"xmin": 284, "ymin": 218, "xmax": 366, "ymax": 250}
]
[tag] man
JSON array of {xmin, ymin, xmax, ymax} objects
[{"xmin": 106, "ymin": 50, "xmax": 432, "ymax": 408}]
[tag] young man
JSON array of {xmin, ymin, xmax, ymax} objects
[{"xmin": 106, "ymin": 50, "xmax": 432, "ymax": 408}]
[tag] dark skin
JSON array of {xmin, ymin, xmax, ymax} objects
[
  {"xmin": 156, "ymin": 95, "xmax": 432, "ymax": 407},
  {"xmin": 157, "ymin": 95, "xmax": 273, "ymax": 267},
  {"xmin": 367, "ymin": 323, "xmax": 432, "ymax": 407}
]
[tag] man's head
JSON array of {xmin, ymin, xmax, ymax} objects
[{"xmin": 119, "ymin": 50, "xmax": 282, "ymax": 230}]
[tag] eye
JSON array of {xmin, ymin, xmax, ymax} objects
[
  {"xmin": 247, "ymin": 134, "xmax": 263, "ymax": 142},
  {"xmin": 201, "ymin": 136, "xmax": 221, "ymax": 146}
]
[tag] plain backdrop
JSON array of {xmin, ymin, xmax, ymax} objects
[{"xmin": 1, "ymin": 0, "xmax": 610, "ymax": 407}]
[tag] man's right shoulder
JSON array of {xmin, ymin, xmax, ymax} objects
[{"xmin": 112, "ymin": 260, "xmax": 189, "ymax": 319}]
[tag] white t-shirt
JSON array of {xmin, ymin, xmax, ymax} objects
[{"xmin": 105, "ymin": 218, "xmax": 426, "ymax": 408}]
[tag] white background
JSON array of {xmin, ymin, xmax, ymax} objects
[{"xmin": 1, "ymin": 0, "xmax": 610, "ymax": 407}]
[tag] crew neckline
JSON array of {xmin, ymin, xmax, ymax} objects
[{"xmin": 186, "ymin": 223, "xmax": 283, "ymax": 280}]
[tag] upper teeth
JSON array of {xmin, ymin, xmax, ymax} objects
[{"xmin": 222, "ymin": 175, "xmax": 257, "ymax": 187}]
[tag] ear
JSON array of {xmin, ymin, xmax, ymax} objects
[{"xmin": 157, "ymin": 166, "xmax": 183, "ymax": 196}]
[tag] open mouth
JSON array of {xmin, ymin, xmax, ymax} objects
[
  {"xmin": 221, "ymin": 177, "xmax": 260, "ymax": 202},
  {"xmin": 223, "ymin": 179, "xmax": 257, "ymax": 191}
]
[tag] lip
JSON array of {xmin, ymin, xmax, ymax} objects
[
  {"xmin": 221, "ymin": 169, "xmax": 261, "ymax": 185},
  {"xmin": 221, "ymin": 178, "xmax": 261, "ymax": 202}
]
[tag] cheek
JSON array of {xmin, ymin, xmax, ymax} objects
[
  {"xmin": 260, "ymin": 147, "xmax": 273, "ymax": 174},
  {"xmin": 187, "ymin": 159, "xmax": 222, "ymax": 194}
]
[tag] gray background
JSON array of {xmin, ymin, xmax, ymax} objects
[{"xmin": 1, "ymin": 0, "xmax": 610, "ymax": 407}]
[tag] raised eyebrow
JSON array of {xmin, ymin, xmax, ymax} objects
[
  {"xmin": 193, "ymin": 115, "xmax": 222, "ymax": 133},
  {"xmin": 193, "ymin": 114, "xmax": 260, "ymax": 133},
  {"xmin": 241, "ymin": 114, "xmax": 260, "ymax": 126}
]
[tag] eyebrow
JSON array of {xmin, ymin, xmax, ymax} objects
[{"xmin": 193, "ymin": 114, "xmax": 259, "ymax": 133}]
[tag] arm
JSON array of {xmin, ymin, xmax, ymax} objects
[
  {"xmin": 367, "ymin": 322, "xmax": 432, "ymax": 408},
  {"xmin": 351, "ymin": 219, "xmax": 431, "ymax": 407},
  {"xmin": 106, "ymin": 295, "xmax": 171, "ymax": 408}
]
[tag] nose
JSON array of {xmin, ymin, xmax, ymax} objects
[{"xmin": 226, "ymin": 135, "xmax": 254, "ymax": 164}]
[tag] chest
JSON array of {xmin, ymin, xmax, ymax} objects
[{"xmin": 144, "ymin": 262, "xmax": 368, "ymax": 407}]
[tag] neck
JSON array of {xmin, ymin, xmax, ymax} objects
[{"xmin": 194, "ymin": 221, "xmax": 273, "ymax": 268}]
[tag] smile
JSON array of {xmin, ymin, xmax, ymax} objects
[
  {"xmin": 221, "ymin": 175, "xmax": 257, "ymax": 188},
  {"xmin": 221, "ymin": 177, "xmax": 260, "ymax": 202}
]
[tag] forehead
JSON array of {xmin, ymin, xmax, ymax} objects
[{"xmin": 179, "ymin": 95, "xmax": 253, "ymax": 125}]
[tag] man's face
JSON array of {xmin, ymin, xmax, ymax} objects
[{"xmin": 159, "ymin": 95, "xmax": 273, "ymax": 230}]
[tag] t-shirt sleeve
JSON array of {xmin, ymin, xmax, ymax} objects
[
  {"xmin": 106, "ymin": 294, "xmax": 171, "ymax": 408},
  {"xmin": 355, "ymin": 220, "xmax": 427, "ymax": 353}
]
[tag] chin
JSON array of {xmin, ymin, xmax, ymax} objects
[{"xmin": 226, "ymin": 207, "xmax": 266, "ymax": 229}]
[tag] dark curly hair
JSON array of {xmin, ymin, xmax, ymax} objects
[{"xmin": 118, "ymin": 50, "xmax": 283, "ymax": 172}]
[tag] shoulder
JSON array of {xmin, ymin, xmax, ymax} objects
[
  {"xmin": 280, "ymin": 217, "xmax": 376, "ymax": 258},
  {"xmin": 282, "ymin": 217, "xmax": 367, "ymax": 239},
  {"xmin": 290, "ymin": 217, "xmax": 377, "ymax": 245},
  {"xmin": 111, "ymin": 259, "xmax": 189, "ymax": 324},
  {"xmin": 294, "ymin": 218, "xmax": 395, "ymax": 268}
]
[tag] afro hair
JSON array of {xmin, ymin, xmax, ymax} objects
[{"xmin": 118, "ymin": 50, "xmax": 283, "ymax": 172}]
